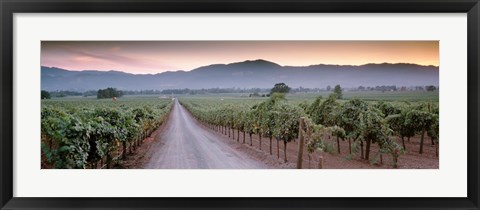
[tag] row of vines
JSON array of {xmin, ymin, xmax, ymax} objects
[
  {"xmin": 41, "ymin": 99, "xmax": 173, "ymax": 169},
  {"xmin": 181, "ymin": 93, "xmax": 439, "ymax": 168}
]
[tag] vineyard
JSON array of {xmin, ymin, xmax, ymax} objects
[
  {"xmin": 40, "ymin": 91, "xmax": 439, "ymax": 169},
  {"xmin": 41, "ymin": 98, "xmax": 173, "ymax": 169},
  {"xmin": 180, "ymin": 93, "xmax": 439, "ymax": 168}
]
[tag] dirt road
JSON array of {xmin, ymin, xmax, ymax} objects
[{"xmin": 144, "ymin": 99, "xmax": 267, "ymax": 169}]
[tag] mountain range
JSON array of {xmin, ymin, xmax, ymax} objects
[{"xmin": 41, "ymin": 59, "xmax": 439, "ymax": 91}]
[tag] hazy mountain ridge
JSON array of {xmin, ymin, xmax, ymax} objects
[{"xmin": 41, "ymin": 59, "xmax": 439, "ymax": 91}]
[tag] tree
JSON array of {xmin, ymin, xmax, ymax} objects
[
  {"xmin": 270, "ymin": 83, "xmax": 291, "ymax": 94},
  {"xmin": 375, "ymin": 101, "xmax": 401, "ymax": 118},
  {"xmin": 244, "ymin": 108, "xmax": 258, "ymax": 146},
  {"xmin": 376, "ymin": 129, "xmax": 404, "ymax": 168},
  {"xmin": 331, "ymin": 125, "xmax": 346, "ymax": 154},
  {"xmin": 333, "ymin": 85, "xmax": 343, "ymax": 99},
  {"xmin": 41, "ymin": 90, "xmax": 51, "ymax": 99},
  {"xmin": 93, "ymin": 108, "xmax": 127, "ymax": 168},
  {"xmin": 41, "ymin": 108, "xmax": 90, "ymax": 168},
  {"xmin": 86, "ymin": 116, "xmax": 114, "ymax": 168},
  {"xmin": 258, "ymin": 96, "xmax": 282, "ymax": 155},
  {"xmin": 337, "ymin": 98, "xmax": 369, "ymax": 158},
  {"xmin": 425, "ymin": 85, "xmax": 437, "ymax": 92},
  {"xmin": 97, "ymin": 87, "xmax": 123, "ymax": 99},
  {"xmin": 305, "ymin": 123, "xmax": 335, "ymax": 165},
  {"xmin": 122, "ymin": 113, "xmax": 139, "ymax": 159},
  {"xmin": 336, "ymin": 99, "xmax": 404, "ymax": 166},
  {"xmin": 298, "ymin": 101, "xmax": 311, "ymax": 113},
  {"xmin": 273, "ymin": 103, "xmax": 303, "ymax": 162},
  {"xmin": 427, "ymin": 114, "xmax": 439, "ymax": 157},
  {"xmin": 252, "ymin": 107, "xmax": 264, "ymax": 151},
  {"xmin": 307, "ymin": 94, "xmax": 344, "ymax": 154},
  {"xmin": 306, "ymin": 96, "xmax": 322, "ymax": 117},
  {"xmin": 309, "ymin": 93, "xmax": 339, "ymax": 126},
  {"xmin": 386, "ymin": 110, "xmax": 415, "ymax": 150},
  {"xmin": 233, "ymin": 108, "xmax": 247, "ymax": 142},
  {"xmin": 360, "ymin": 107, "xmax": 388, "ymax": 161},
  {"xmin": 405, "ymin": 109, "xmax": 433, "ymax": 154},
  {"xmin": 221, "ymin": 105, "xmax": 236, "ymax": 139}
]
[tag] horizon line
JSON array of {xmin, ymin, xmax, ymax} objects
[{"xmin": 41, "ymin": 59, "xmax": 440, "ymax": 75}]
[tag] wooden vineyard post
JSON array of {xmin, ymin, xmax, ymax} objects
[
  {"xmin": 317, "ymin": 156, "xmax": 324, "ymax": 169},
  {"xmin": 296, "ymin": 117, "xmax": 305, "ymax": 169}
]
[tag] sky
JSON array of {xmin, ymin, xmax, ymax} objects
[{"xmin": 41, "ymin": 41, "xmax": 439, "ymax": 74}]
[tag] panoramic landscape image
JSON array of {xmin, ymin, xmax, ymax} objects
[{"xmin": 41, "ymin": 41, "xmax": 439, "ymax": 169}]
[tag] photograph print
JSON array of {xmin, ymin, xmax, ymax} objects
[{"xmin": 40, "ymin": 41, "xmax": 439, "ymax": 169}]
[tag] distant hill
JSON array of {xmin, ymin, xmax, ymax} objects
[{"xmin": 41, "ymin": 59, "xmax": 439, "ymax": 91}]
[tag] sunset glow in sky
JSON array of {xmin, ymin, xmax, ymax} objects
[{"xmin": 41, "ymin": 41, "xmax": 439, "ymax": 74}]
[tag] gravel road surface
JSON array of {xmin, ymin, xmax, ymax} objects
[{"xmin": 144, "ymin": 99, "xmax": 266, "ymax": 169}]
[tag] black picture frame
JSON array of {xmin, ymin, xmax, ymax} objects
[{"xmin": 1, "ymin": 0, "xmax": 479, "ymax": 209}]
